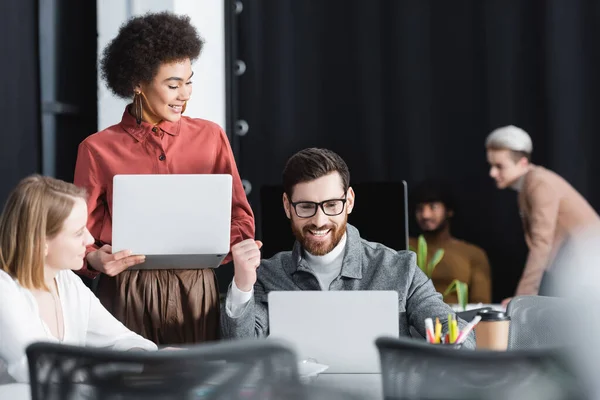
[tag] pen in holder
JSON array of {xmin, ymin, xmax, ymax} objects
[
  {"xmin": 424, "ymin": 313, "xmax": 477, "ymax": 348},
  {"xmin": 440, "ymin": 316, "xmax": 463, "ymax": 349}
]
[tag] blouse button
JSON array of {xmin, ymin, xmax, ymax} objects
[{"xmin": 158, "ymin": 154, "xmax": 166, "ymax": 161}]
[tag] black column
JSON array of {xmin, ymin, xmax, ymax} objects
[{"xmin": 0, "ymin": 0, "xmax": 42, "ymax": 205}]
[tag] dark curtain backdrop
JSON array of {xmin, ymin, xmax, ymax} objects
[
  {"xmin": 0, "ymin": 0, "xmax": 41, "ymax": 202},
  {"xmin": 44, "ymin": 0, "xmax": 98, "ymax": 183},
  {"xmin": 234, "ymin": 0, "xmax": 600, "ymax": 302}
]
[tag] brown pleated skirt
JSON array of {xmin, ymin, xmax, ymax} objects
[{"xmin": 96, "ymin": 269, "xmax": 220, "ymax": 345}]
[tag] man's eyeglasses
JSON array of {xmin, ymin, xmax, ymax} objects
[{"xmin": 290, "ymin": 194, "xmax": 347, "ymax": 218}]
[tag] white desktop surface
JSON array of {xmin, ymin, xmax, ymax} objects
[
  {"xmin": 0, "ymin": 383, "xmax": 30, "ymax": 399},
  {"xmin": 311, "ymin": 373, "xmax": 382, "ymax": 400}
]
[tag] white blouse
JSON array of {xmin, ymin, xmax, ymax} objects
[{"xmin": 0, "ymin": 269, "xmax": 157, "ymax": 383}]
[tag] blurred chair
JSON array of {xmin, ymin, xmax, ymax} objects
[
  {"xmin": 375, "ymin": 336, "xmax": 579, "ymax": 400},
  {"xmin": 260, "ymin": 182, "xmax": 408, "ymax": 259},
  {"xmin": 26, "ymin": 338, "xmax": 342, "ymax": 400},
  {"xmin": 506, "ymin": 295, "xmax": 566, "ymax": 350},
  {"xmin": 0, "ymin": 359, "xmax": 11, "ymax": 384},
  {"xmin": 537, "ymin": 270, "xmax": 557, "ymax": 296}
]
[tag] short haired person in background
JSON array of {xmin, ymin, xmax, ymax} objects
[
  {"xmin": 73, "ymin": 12, "xmax": 255, "ymax": 344},
  {"xmin": 486, "ymin": 125, "xmax": 600, "ymax": 306},
  {"xmin": 221, "ymin": 148, "xmax": 475, "ymax": 348},
  {"xmin": 409, "ymin": 180, "xmax": 491, "ymax": 304},
  {"xmin": 0, "ymin": 176, "xmax": 156, "ymax": 383}
]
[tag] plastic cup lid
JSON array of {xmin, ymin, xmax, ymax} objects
[{"xmin": 477, "ymin": 309, "xmax": 511, "ymax": 321}]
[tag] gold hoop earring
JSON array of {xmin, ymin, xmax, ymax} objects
[
  {"xmin": 132, "ymin": 91, "xmax": 143, "ymax": 125},
  {"xmin": 181, "ymin": 101, "xmax": 187, "ymax": 115}
]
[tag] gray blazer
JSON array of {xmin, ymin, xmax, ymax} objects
[{"xmin": 221, "ymin": 224, "xmax": 475, "ymax": 349}]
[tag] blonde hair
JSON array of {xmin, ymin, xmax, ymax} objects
[
  {"xmin": 485, "ymin": 125, "xmax": 533, "ymax": 162},
  {"xmin": 0, "ymin": 175, "xmax": 87, "ymax": 290}
]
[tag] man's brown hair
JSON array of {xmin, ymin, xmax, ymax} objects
[{"xmin": 282, "ymin": 148, "xmax": 350, "ymax": 198}]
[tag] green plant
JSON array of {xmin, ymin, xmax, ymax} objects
[{"xmin": 410, "ymin": 235, "xmax": 468, "ymax": 310}]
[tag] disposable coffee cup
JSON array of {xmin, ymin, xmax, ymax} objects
[{"xmin": 474, "ymin": 310, "xmax": 511, "ymax": 351}]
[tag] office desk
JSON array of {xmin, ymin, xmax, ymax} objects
[
  {"xmin": 310, "ymin": 373, "xmax": 382, "ymax": 400},
  {"xmin": 1, "ymin": 379, "xmax": 378, "ymax": 400},
  {"xmin": 0, "ymin": 383, "xmax": 30, "ymax": 399}
]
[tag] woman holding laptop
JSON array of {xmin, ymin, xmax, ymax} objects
[
  {"xmin": 73, "ymin": 12, "xmax": 255, "ymax": 344},
  {"xmin": 0, "ymin": 176, "xmax": 157, "ymax": 383}
]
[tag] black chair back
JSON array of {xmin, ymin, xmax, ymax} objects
[
  {"xmin": 506, "ymin": 295, "xmax": 567, "ymax": 350},
  {"xmin": 27, "ymin": 339, "xmax": 305, "ymax": 400},
  {"xmin": 376, "ymin": 336, "xmax": 580, "ymax": 400}
]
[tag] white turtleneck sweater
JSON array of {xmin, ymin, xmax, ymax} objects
[
  {"xmin": 227, "ymin": 234, "xmax": 348, "ymax": 317},
  {"xmin": 511, "ymin": 173, "xmax": 526, "ymax": 192}
]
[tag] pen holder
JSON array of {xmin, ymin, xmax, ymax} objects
[
  {"xmin": 424, "ymin": 339, "xmax": 463, "ymax": 349},
  {"xmin": 433, "ymin": 342, "xmax": 463, "ymax": 349}
]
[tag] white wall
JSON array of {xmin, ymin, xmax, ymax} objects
[{"xmin": 97, "ymin": 0, "xmax": 226, "ymax": 131}]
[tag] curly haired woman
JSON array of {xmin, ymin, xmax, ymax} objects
[{"xmin": 73, "ymin": 12, "xmax": 255, "ymax": 345}]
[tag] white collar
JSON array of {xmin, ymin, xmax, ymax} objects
[
  {"xmin": 511, "ymin": 166, "xmax": 534, "ymax": 192},
  {"xmin": 510, "ymin": 174, "xmax": 526, "ymax": 192},
  {"xmin": 303, "ymin": 233, "xmax": 347, "ymax": 269}
]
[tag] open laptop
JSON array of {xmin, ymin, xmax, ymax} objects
[
  {"xmin": 112, "ymin": 174, "xmax": 232, "ymax": 269},
  {"xmin": 268, "ymin": 291, "xmax": 399, "ymax": 374}
]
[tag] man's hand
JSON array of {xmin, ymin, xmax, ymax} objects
[
  {"xmin": 500, "ymin": 297, "xmax": 513, "ymax": 308},
  {"xmin": 232, "ymin": 239, "xmax": 263, "ymax": 292},
  {"xmin": 86, "ymin": 244, "xmax": 145, "ymax": 276}
]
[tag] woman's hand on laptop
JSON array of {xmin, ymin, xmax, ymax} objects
[
  {"xmin": 86, "ymin": 244, "xmax": 146, "ymax": 276},
  {"xmin": 232, "ymin": 239, "xmax": 263, "ymax": 292}
]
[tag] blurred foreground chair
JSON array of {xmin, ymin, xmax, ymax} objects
[
  {"xmin": 376, "ymin": 336, "xmax": 580, "ymax": 400},
  {"xmin": 26, "ymin": 339, "xmax": 354, "ymax": 400},
  {"xmin": 506, "ymin": 295, "xmax": 566, "ymax": 350}
]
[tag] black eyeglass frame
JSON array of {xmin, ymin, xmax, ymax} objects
[{"xmin": 289, "ymin": 193, "xmax": 348, "ymax": 218}]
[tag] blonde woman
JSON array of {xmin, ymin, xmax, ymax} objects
[{"xmin": 0, "ymin": 176, "xmax": 156, "ymax": 383}]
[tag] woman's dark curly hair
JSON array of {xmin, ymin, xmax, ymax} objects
[{"xmin": 101, "ymin": 12, "xmax": 204, "ymax": 99}]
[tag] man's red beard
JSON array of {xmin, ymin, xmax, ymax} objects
[{"xmin": 291, "ymin": 216, "xmax": 348, "ymax": 256}]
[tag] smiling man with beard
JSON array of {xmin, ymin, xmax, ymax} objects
[
  {"xmin": 221, "ymin": 148, "xmax": 475, "ymax": 348},
  {"xmin": 409, "ymin": 180, "xmax": 491, "ymax": 304}
]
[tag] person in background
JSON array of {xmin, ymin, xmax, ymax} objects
[
  {"xmin": 409, "ymin": 179, "xmax": 491, "ymax": 304},
  {"xmin": 486, "ymin": 125, "xmax": 600, "ymax": 306},
  {"xmin": 0, "ymin": 176, "xmax": 157, "ymax": 383},
  {"xmin": 221, "ymin": 148, "xmax": 475, "ymax": 349},
  {"xmin": 73, "ymin": 12, "xmax": 255, "ymax": 344}
]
